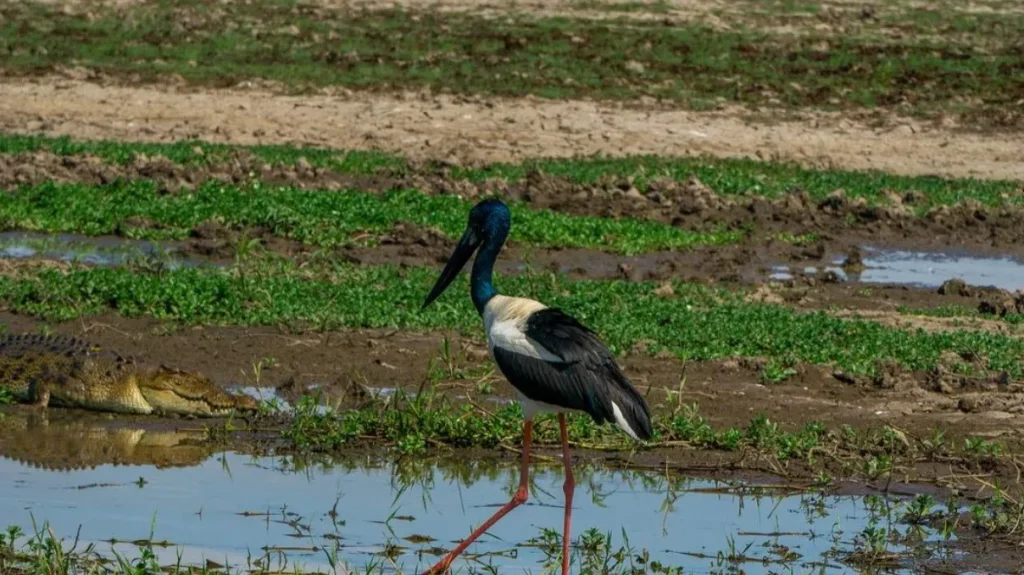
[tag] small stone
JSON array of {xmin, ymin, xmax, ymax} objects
[
  {"xmin": 841, "ymin": 247, "xmax": 864, "ymax": 273},
  {"xmin": 938, "ymin": 278, "xmax": 971, "ymax": 297},
  {"xmin": 958, "ymin": 397, "xmax": 980, "ymax": 413},
  {"xmin": 832, "ymin": 371, "xmax": 858, "ymax": 385},
  {"xmin": 625, "ymin": 60, "xmax": 645, "ymax": 74},
  {"xmin": 617, "ymin": 263, "xmax": 639, "ymax": 282}
]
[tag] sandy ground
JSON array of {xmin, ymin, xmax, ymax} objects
[{"xmin": 1, "ymin": 76, "xmax": 1022, "ymax": 181}]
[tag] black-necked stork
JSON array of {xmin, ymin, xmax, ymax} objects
[{"xmin": 420, "ymin": 198, "xmax": 653, "ymax": 575}]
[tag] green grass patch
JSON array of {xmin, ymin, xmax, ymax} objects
[
  {"xmin": 286, "ymin": 389, "xmax": 829, "ymax": 460},
  {"xmin": 2, "ymin": 263, "xmax": 1022, "ymax": 377},
  {"xmin": 0, "ymin": 181, "xmax": 740, "ymax": 254},
  {"xmin": 0, "ymin": 133, "xmax": 408, "ymax": 174},
  {"xmin": 2, "ymin": 133, "xmax": 1020, "ymax": 209},
  {"xmin": 1, "ymin": 2, "xmax": 1022, "ymax": 123},
  {"xmin": 733, "ymin": 0, "xmax": 1024, "ymax": 46},
  {"xmin": 282, "ymin": 388, "xmax": 1009, "ymax": 495}
]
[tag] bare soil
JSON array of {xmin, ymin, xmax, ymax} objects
[{"xmin": 2, "ymin": 77, "xmax": 1023, "ymax": 181}]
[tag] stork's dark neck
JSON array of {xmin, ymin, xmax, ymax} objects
[{"xmin": 470, "ymin": 230, "xmax": 507, "ymax": 315}]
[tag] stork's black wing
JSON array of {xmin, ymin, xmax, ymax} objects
[{"xmin": 491, "ymin": 307, "xmax": 652, "ymax": 440}]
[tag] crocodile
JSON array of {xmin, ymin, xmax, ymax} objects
[
  {"xmin": 0, "ymin": 333, "xmax": 259, "ymax": 417},
  {"xmin": 0, "ymin": 411, "xmax": 216, "ymax": 471}
]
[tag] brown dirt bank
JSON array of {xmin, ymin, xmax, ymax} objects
[
  {"xmin": 6, "ymin": 149, "xmax": 1024, "ymax": 258},
  {"xmin": 2, "ymin": 77, "xmax": 1023, "ymax": 181}
]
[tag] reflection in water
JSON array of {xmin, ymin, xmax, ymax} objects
[
  {"xmin": 0, "ymin": 412, "xmax": 946, "ymax": 574},
  {"xmin": 771, "ymin": 245, "xmax": 1024, "ymax": 291},
  {"xmin": 849, "ymin": 246, "xmax": 1024, "ymax": 291},
  {"xmin": 0, "ymin": 410, "xmax": 216, "ymax": 471}
]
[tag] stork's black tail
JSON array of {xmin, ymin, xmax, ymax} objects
[{"xmin": 603, "ymin": 364, "xmax": 653, "ymax": 441}]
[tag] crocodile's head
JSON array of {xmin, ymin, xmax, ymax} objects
[{"xmin": 139, "ymin": 366, "xmax": 260, "ymax": 417}]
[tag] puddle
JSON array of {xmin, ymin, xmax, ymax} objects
[
  {"xmin": 231, "ymin": 385, "xmax": 400, "ymax": 415},
  {"xmin": 0, "ymin": 414, "xmax": 955, "ymax": 574},
  {"xmin": 0, "ymin": 231, "xmax": 221, "ymax": 269},
  {"xmin": 771, "ymin": 245, "xmax": 1024, "ymax": 291}
]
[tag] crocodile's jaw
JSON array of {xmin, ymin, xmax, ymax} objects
[
  {"xmin": 140, "ymin": 368, "xmax": 260, "ymax": 417},
  {"xmin": 139, "ymin": 388, "xmax": 258, "ymax": 417}
]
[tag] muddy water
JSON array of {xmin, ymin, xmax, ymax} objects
[
  {"xmin": 0, "ymin": 231, "xmax": 215, "ymax": 268},
  {"xmin": 4, "ymin": 231, "xmax": 1024, "ymax": 297},
  {"xmin": 0, "ymin": 413, "xmax": 949, "ymax": 574},
  {"xmin": 772, "ymin": 246, "xmax": 1024, "ymax": 291}
]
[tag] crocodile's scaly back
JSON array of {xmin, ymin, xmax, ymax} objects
[
  {"xmin": 0, "ymin": 333, "xmax": 152, "ymax": 413},
  {"xmin": 0, "ymin": 333, "xmax": 258, "ymax": 416}
]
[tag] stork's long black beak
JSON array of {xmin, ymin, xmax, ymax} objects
[{"xmin": 422, "ymin": 227, "xmax": 481, "ymax": 309}]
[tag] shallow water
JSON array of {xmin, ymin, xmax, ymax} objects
[
  {"xmin": 0, "ymin": 413, "xmax": 951, "ymax": 574},
  {"xmin": 0, "ymin": 231, "xmax": 216, "ymax": 269},
  {"xmin": 4, "ymin": 231, "xmax": 1023, "ymax": 295},
  {"xmin": 771, "ymin": 245, "xmax": 1024, "ymax": 291}
]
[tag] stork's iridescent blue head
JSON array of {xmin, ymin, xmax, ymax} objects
[{"xmin": 422, "ymin": 198, "xmax": 511, "ymax": 312}]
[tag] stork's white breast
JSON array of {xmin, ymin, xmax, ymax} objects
[{"xmin": 482, "ymin": 295, "xmax": 563, "ymax": 363}]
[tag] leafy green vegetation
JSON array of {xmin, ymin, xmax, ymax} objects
[
  {"xmin": 0, "ymin": 133, "xmax": 406, "ymax": 174},
  {"xmin": 2, "ymin": 262, "xmax": 1022, "ymax": 377},
  {"xmin": 1, "ymin": 2, "xmax": 1021, "ymax": 124},
  {"xmin": 0, "ymin": 181, "xmax": 740, "ymax": 254},
  {"xmin": 3, "ymin": 133, "xmax": 1020, "ymax": 209}
]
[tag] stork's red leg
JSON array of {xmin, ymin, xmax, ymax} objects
[
  {"xmin": 558, "ymin": 413, "xmax": 575, "ymax": 575},
  {"xmin": 421, "ymin": 420, "xmax": 533, "ymax": 575}
]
